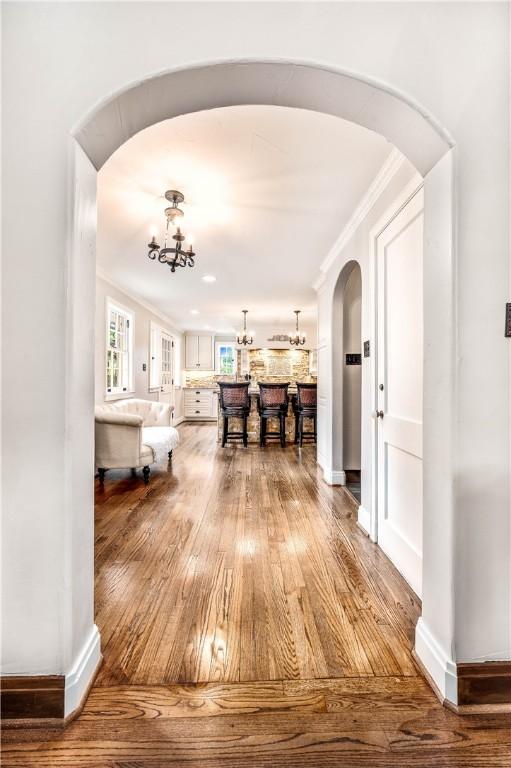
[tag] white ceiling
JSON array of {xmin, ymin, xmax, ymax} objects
[{"xmin": 97, "ymin": 105, "xmax": 392, "ymax": 335}]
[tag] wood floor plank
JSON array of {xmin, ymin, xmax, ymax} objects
[
  {"xmin": 94, "ymin": 424, "xmax": 423, "ymax": 686},
  {"xmin": 8, "ymin": 425, "xmax": 511, "ymax": 766}
]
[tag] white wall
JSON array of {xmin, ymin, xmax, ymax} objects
[
  {"xmin": 342, "ymin": 266, "xmax": 362, "ymax": 470},
  {"xmin": 2, "ymin": 2, "xmax": 509, "ymax": 706},
  {"xmin": 95, "ymin": 275, "xmax": 185, "ymax": 423}
]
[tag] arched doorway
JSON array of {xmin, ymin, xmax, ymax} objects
[
  {"xmin": 66, "ymin": 59, "xmax": 456, "ymax": 713},
  {"xmin": 342, "ymin": 264, "xmax": 362, "ymax": 502},
  {"xmin": 331, "ymin": 260, "xmax": 362, "ymax": 493}
]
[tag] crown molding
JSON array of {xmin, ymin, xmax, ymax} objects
[
  {"xmin": 96, "ymin": 267, "xmax": 183, "ymax": 332},
  {"xmin": 312, "ymin": 147, "xmax": 405, "ymax": 291}
]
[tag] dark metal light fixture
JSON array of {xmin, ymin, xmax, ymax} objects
[
  {"xmin": 236, "ymin": 310, "xmax": 254, "ymax": 346},
  {"xmin": 289, "ymin": 310, "xmax": 306, "ymax": 346},
  {"xmin": 147, "ymin": 190, "xmax": 196, "ymax": 273}
]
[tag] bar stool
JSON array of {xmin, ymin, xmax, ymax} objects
[
  {"xmin": 218, "ymin": 382, "xmax": 250, "ymax": 447},
  {"xmin": 293, "ymin": 383, "xmax": 317, "ymax": 446},
  {"xmin": 257, "ymin": 383, "xmax": 289, "ymax": 448}
]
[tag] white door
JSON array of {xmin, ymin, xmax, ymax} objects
[
  {"xmin": 376, "ymin": 188, "xmax": 424, "ymax": 597},
  {"xmin": 160, "ymin": 330, "xmax": 173, "ymax": 394}
]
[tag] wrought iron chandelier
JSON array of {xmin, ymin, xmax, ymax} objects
[
  {"xmin": 236, "ymin": 310, "xmax": 254, "ymax": 346},
  {"xmin": 289, "ymin": 310, "xmax": 306, "ymax": 346},
  {"xmin": 147, "ymin": 190, "xmax": 196, "ymax": 273}
]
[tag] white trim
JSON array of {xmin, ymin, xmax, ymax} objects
[
  {"xmin": 415, "ymin": 617, "xmax": 458, "ymax": 705},
  {"xmin": 97, "ymin": 266, "xmax": 182, "ymax": 331},
  {"xmin": 64, "ymin": 624, "xmax": 101, "ymax": 718},
  {"xmin": 312, "ymin": 148, "xmax": 405, "ymax": 290},
  {"xmin": 105, "ymin": 390, "xmax": 135, "ymax": 402},
  {"xmin": 323, "ymin": 467, "xmax": 346, "ymax": 486},
  {"xmin": 357, "ymin": 504, "xmax": 371, "ymax": 535},
  {"xmin": 173, "ymin": 415, "xmax": 185, "ymax": 427}
]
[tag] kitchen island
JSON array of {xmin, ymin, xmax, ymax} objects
[{"xmin": 215, "ymin": 384, "xmax": 315, "ymax": 445}]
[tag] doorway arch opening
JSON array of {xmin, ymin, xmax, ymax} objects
[
  {"xmin": 65, "ymin": 57, "xmax": 456, "ymax": 713},
  {"xmin": 331, "ymin": 260, "xmax": 362, "ymax": 497}
]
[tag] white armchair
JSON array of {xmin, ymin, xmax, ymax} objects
[{"xmin": 95, "ymin": 399, "xmax": 180, "ymax": 483}]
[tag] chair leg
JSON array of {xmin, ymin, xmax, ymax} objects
[
  {"xmin": 299, "ymin": 414, "xmax": 304, "ymax": 447},
  {"xmin": 98, "ymin": 468, "xmax": 106, "ymax": 483},
  {"xmin": 131, "ymin": 468, "xmax": 137, "ymax": 477},
  {"xmin": 314, "ymin": 415, "xmax": 317, "ymax": 443},
  {"xmin": 243, "ymin": 414, "xmax": 248, "ymax": 447},
  {"xmin": 142, "ymin": 466, "xmax": 150, "ymax": 484},
  {"xmin": 259, "ymin": 416, "xmax": 265, "ymax": 447},
  {"xmin": 168, "ymin": 450, "xmax": 173, "ymax": 461},
  {"xmin": 294, "ymin": 414, "xmax": 299, "ymax": 444},
  {"xmin": 280, "ymin": 413, "xmax": 286, "ymax": 448},
  {"xmin": 222, "ymin": 415, "xmax": 228, "ymax": 447}
]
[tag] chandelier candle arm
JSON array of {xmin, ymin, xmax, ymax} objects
[
  {"xmin": 236, "ymin": 310, "xmax": 254, "ymax": 346},
  {"xmin": 146, "ymin": 189, "xmax": 196, "ymax": 274},
  {"xmin": 289, "ymin": 310, "xmax": 306, "ymax": 346}
]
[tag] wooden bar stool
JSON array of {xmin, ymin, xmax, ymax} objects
[
  {"xmin": 293, "ymin": 383, "xmax": 317, "ymax": 446},
  {"xmin": 218, "ymin": 382, "xmax": 250, "ymax": 447},
  {"xmin": 257, "ymin": 383, "xmax": 289, "ymax": 448}
]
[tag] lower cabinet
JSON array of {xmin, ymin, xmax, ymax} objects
[{"xmin": 184, "ymin": 388, "xmax": 216, "ymax": 420}]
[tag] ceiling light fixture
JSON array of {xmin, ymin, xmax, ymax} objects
[
  {"xmin": 202, "ymin": 274, "xmax": 216, "ymax": 283},
  {"xmin": 190, "ymin": 309, "xmax": 199, "ymax": 315},
  {"xmin": 289, "ymin": 310, "xmax": 306, "ymax": 346},
  {"xmin": 147, "ymin": 190, "xmax": 196, "ymax": 273},
  {"xmin": 236, "ymin": 310, "xmax": 254, "ymax": 346}
]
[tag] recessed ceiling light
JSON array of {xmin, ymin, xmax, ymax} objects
[
  {"xmin": 190, "ymin": 309, "xmax": 199, "ymax": 315},
  {"xmin": 202, "ymin": 275, "xmax": 216, "ymax": 283}
]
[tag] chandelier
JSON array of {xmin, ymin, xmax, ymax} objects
[
  {"xmin": 236, "ymin": 310, "xmax": 254, "ymax": 346},
  {"xmin": 147, "ymin": 190, "xmax": 196, "ymax": 273},
  {"xmin": 289, "ymin": 310, "xmax": 306, "ymax": 346}
]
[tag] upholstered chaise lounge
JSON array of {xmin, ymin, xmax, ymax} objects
[{"xmin": 95, "ymin": 399, "xmax": 179, "ymax": 483}]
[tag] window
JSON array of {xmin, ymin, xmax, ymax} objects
[
  {"xmin": 106, "ymin": 300, "xmax": 133, "ymax": 396},
  {"xmin": 215, "ymin": 342, "xmax": 237, "ymax": 375},
  {"xmin": 149, "ymin": 322, "xmax": 174, "ymax": 392}
]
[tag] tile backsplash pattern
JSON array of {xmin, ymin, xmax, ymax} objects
[{"xmin": 184, "ymin": 348, "xmax": 315, "ymax": 387}]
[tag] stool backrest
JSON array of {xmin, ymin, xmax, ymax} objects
[
  {"xmin": 296, "ymin": 382, "xmax": 317, "ymax": 407},
  {"xmin": 258, "ymin": 382, "xmax": 289, "ymax": 408},
  {"xmin": 218, "ymin": 381, "xmax": 250, "ymax": 409}
]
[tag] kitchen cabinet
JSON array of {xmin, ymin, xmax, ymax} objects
[
  {"xmin": 185, "ymin": 334, "xmax": 214, "ymax": 370},
  {"xmin": 184, "ymin": 388, "xmax": 216, "ymax": 420}
]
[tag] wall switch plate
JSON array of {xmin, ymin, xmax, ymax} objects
[
  {"xmin": 346, "ymin": 353, "xmax": 362, "ymax": 365},
  {"xmin": 142, "ymin": 363, "xmax": 147, "ymax": 371}
]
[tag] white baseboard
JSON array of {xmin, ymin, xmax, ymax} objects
[
  {"xmin": 415, "ymin": 617, "xmax": 458, "ymax": 705},
  {"xmin": 357, "ymin": 504, "xmax": 371, "ymax": 535},
  {"xmin": 323, "ymin": 467, "xmax": 346, "ymax": 486},
  {"xmin": 173, "ymin": 416, "xmax": 185, "ymax": 426},
  {"xmin": 64, "ymin": 624, "xmax": 101, "ymax": 717}
]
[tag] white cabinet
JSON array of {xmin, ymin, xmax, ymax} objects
[
  {"xmin": 185, "ymin": 334, "xmax": 214, "ymax": 370},
  {"xmin": 184, "ymin": 388, "xmax": 216, "ymax": 420}
]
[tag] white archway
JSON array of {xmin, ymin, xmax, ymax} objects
[
  {"xmin": 74, "ymin": 60, "xmax": 452, "ymax": 174},
  {"xmin": 330, "ymin": 260, "xmax": 362, "ymax": 487},
  {"xmin": 66, "ymin": 58, "xmax": 456, "ymax": 713}
]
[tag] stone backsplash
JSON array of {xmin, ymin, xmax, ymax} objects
[{"xmin": 184, "ymin": 348, "xmax": 316, "ymax": 387}]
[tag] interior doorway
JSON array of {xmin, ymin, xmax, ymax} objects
[
  {"xmin": 65, "ymin": 59, "xmax": 455, "ymax": 713},
  {"xmin": 342, "ymin": 263, "xmax": 362, "ymax": 502}
]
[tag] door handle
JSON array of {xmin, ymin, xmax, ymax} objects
[{"xmin": 376, "ymin": 410, "xmax": 384, "ymax": 419}]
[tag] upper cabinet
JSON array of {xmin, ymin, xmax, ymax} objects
[{"xmin": 185, "ymin": 334, "xmax": 214, "ymax": 370}]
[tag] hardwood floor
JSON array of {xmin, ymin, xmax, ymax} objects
[
  {"xmin": 93, "ymin": 423, "xmax": 419, "ymax": 685},
  {"xmin": 3, "ymin": 423, "xmax": 511, "ymax": 766}
]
